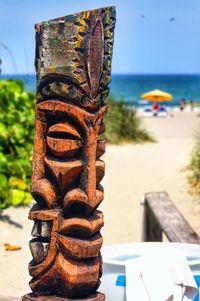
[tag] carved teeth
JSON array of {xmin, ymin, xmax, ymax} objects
[
  {"xmin": 31, "ymin": 221, "xmax": 52, "ymax": 238},
  {"xmin": 29, "ymin": 239, "xmax": 50, "ymax": 264}
]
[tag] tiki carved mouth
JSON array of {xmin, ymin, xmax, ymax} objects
[
  {"xmin": 58, "ymin": 233, "xmax": 103, "ymax": 260},
  {"xmin": 29, "ymin": 208, "xmax": 104, "ymax": 267},
  {"xmin": 60, "ymin": 210, "xmax": 104, "ymax": 238},
  {"xmin": 30, "ymin": 220, "xmax": 52, "ymax": 264}
]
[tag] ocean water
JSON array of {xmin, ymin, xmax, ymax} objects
[{"xmin": 1, "ymin": 74, "xmax": 200, "ymax": 107}]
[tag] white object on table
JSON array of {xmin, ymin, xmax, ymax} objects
[{"xmin": 125, "ymin": 250, "xmax": 197, "ymax": 301}]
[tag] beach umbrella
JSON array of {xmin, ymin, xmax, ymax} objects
[{"xmin": 141, "ymin": 89, "xmax": 173, "ymax": 101}]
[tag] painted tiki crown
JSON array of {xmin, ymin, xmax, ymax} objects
[{"xmin": 35, "ymin": 6, "xmax": 116, "ymax": 110}]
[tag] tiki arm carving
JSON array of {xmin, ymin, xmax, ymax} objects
[{"xmin": 23, "ymin": 6, "xmax": 115, "ymax": 301}]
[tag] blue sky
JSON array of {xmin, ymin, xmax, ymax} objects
[{"xmin": 0, "ymin": 0, "xmax": 200, "ymax": 74}]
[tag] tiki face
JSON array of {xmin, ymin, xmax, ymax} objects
[
  {"xmin": 29, "ymin": 100, "xmax": 106, "ymax": 297},
  {"xmin": 27, "ymin": 6, "xmax": 115, "ymax": 300},
  {"xmin": 31, "ymin": 100, "xmax": 107, "ymax": 210}
]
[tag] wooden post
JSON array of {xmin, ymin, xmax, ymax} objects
[
  {"xmin": 142, "ymin": 191, "xmax": 200, "ymax": 244},
  {"xmin": 141, "ymin": 197, "xmax": 162, "ymax": 242},
  {"xmin": 23, "ymin": 7, "xmax": 116, "ymax": 301}
]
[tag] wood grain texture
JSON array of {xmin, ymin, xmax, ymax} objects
[
  {"xmin": 143, "ymin": 191, "xmax": 200, "ymax": 244},
  {"xmin": 23, "ymin": 6, "xmax": 115, "ymax": 300}
]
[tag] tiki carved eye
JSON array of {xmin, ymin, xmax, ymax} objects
[{"xmin": 47, "ymin": 123, "xmax": 82, "ymax": 158}]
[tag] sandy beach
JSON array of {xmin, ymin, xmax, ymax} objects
[{"xmin": 1, "ymin": 111, "xmax": 200, "ymax": 297}]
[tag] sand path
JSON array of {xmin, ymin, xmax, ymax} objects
[
  {"xmin": 1, "ymin": 111, "xmax": 200, "ymax": 297},
  {"xmin": 102, "ymin": 112, "xmax": 200, "ymax": 245}
]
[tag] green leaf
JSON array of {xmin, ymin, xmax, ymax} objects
[
  {"xmin": 0, "ymin": 153, "xmax": 8, "ymax": 172},
  {"xmin": 8, "ymin": 189, "xmax": 26, "ymax": 206},
  {"xmin": 0, "ymin": 195, "xmax": 10, "ymax": 209},
  {"xmin": 0, "ymin": 173, "xmax": 7, "ymax": 190},
  {"xmin": 8, "ymin": 177, "xmax": 27, "ymax": 190},
  {"xmin": 0, "ymin": 123, "xmax": 9, "ymax": 141},
  {"xmin": 0, "ymin": 79, "xmax": 24, "ymax": 94},
  {"xmin": 23, "ymin": 192, "xmax": 32, "ymax": 205},
  {"xmin": 10, "ymin": 124, "xmax": 25, "ymax": 141}
]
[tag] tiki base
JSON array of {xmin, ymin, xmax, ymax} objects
[{"xmin": 22, "ymin": 293, "xmax": 105, "ymax": 301}]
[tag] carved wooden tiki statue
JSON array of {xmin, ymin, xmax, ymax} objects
[{"xmin": 23, "ymin": 6, "xmax": 116, "ymax": 301}]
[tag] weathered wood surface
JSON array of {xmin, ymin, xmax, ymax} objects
[
  {"xmin": 142, "ymin": 191, "xmax": 200, "ymax": 244},
  {"xmin": 23, "ymin": 6, "xmax": 116, "ymax": 300},
  {"xmin": 142, "ymin": 200, "xmax": 162, "ymax": 242}
]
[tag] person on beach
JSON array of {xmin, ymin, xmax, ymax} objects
[
  {"xmin": 152, "ymin": 102, "xmax": 160, "ymax": 116},
  {"xmin": 190, "ymin": 99, "xmax": 196, "ymax": 111},
  {"xmin": 179, "ymin": 98, "xmax": 185, "ymax": 111}
]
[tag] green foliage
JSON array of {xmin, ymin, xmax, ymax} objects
[
  {"xmin": 104, "ymin": 99, "xmax": 154, "ymax": 144},
  {"xmin": 188, "ymin": 131, "xmax": 200, "ymax": 195},
  {"xmin": 0, "ymin": 79, "xmax": 35, "ymax": 209}
]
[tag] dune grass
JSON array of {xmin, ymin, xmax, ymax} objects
[
  {"xmin": 105, "ymin": 98, "xmax": 154, "ymax": 144},
  {"xmin": 188, "ymin": 130, "xmax": 200, "ymax": 195}
]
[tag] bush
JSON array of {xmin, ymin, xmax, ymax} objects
[
  {"xmin": 188, "ymin": 131, "xmax": 200, "ymax": 194},
  {"xmin": 105, "ymin": 99, "xmax": 154, "ymax": 144},
  {"xmin": 0, "ymin": 79, "xmax": 35, "ymax": 209}
]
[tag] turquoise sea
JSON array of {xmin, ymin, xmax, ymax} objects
[{"xmin": 1, "ymin": 74, "xmax": 200, "ymax": 107}]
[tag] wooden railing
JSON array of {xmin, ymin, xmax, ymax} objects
[{"xmin": 141, "ymin": 191, "xmax": 200, "ymax": 244}]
